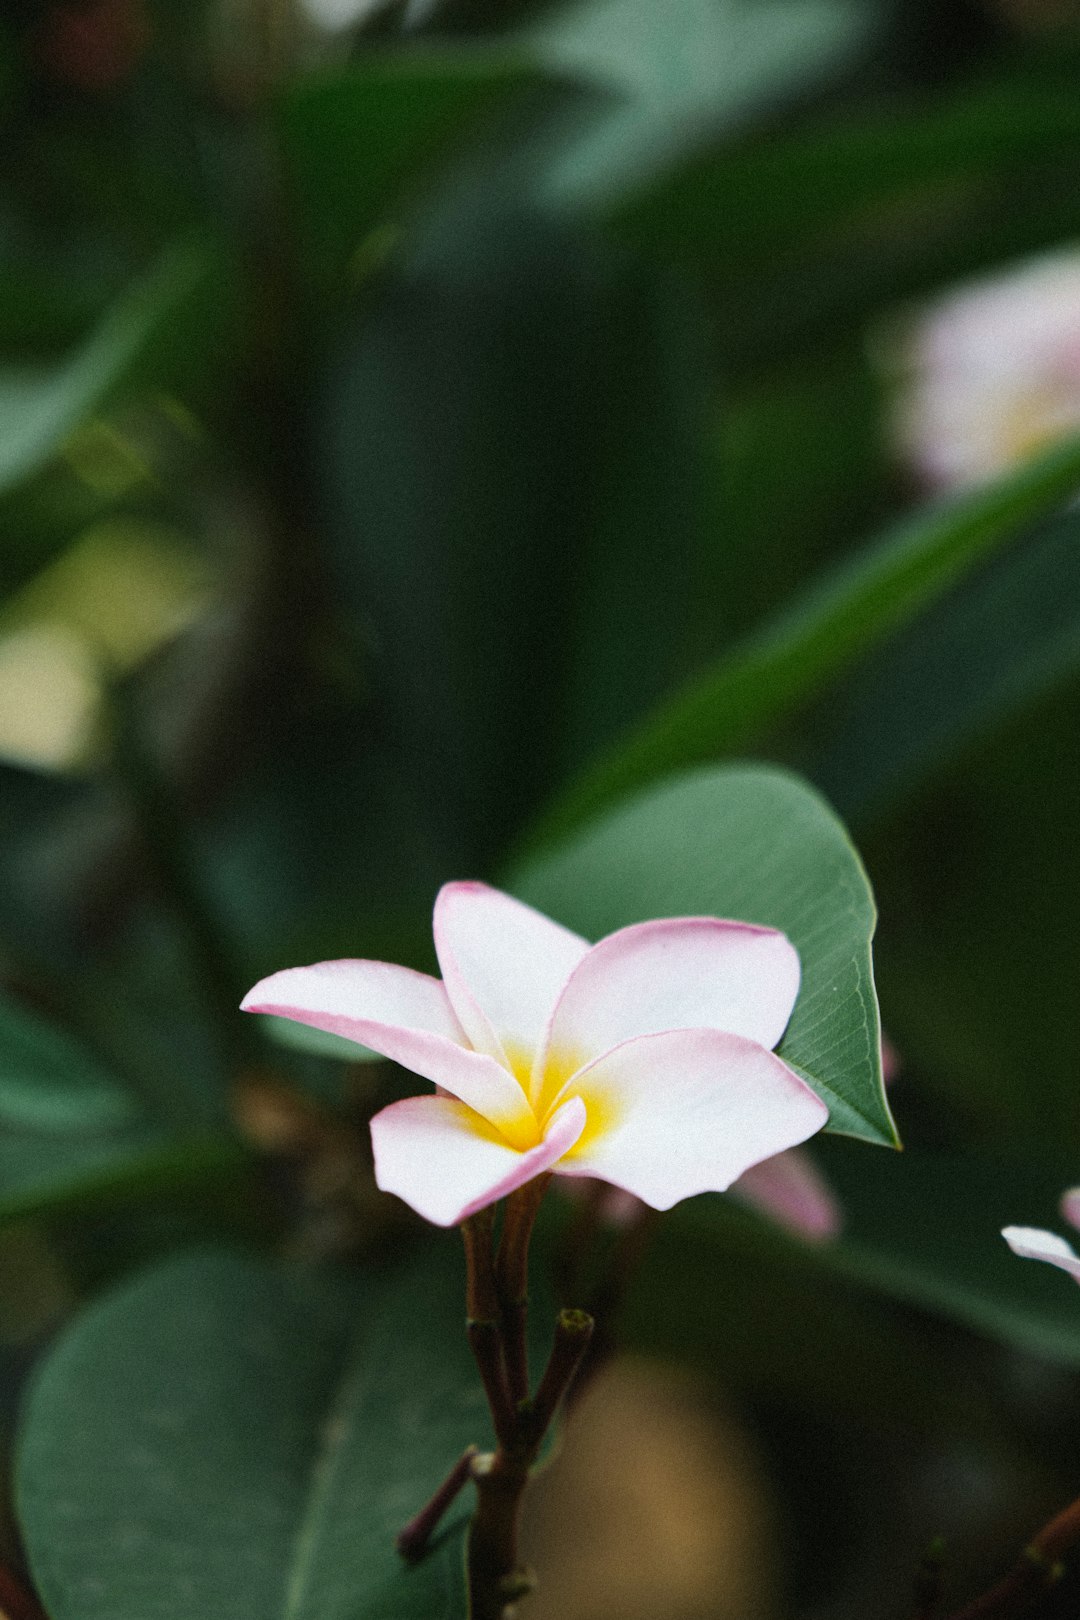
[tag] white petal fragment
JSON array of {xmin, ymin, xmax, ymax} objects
[
  {"xmin": 370, "ymin": 1094, "xmax": 586, "ymax": 1226},
  {"xmin": 553, "ymin": 1029, "xmax": 828, "ymax": 1212},
  {"xmin": 540, "ymin": 917, "xmax": 801, "ymax": 1088},
  {"xmin": 433, "ymin": 882, "xmax": 589, "ymax": 1067},
  {"xmin": 1002, "ymin": 1225, "xmax": 1080, "ymax": 1283},
  {"xmin": 241, "ymin": 959, "xmax": 535, "ymax": 1141}
]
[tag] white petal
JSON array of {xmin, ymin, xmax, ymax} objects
[
  {"xmin": 551, "ymin": 1028, "xmax": 827, "ymax": 1211},
  {"xmin": 1003, "ymin": 1225, "xmax": 1080, "ymax": 1282},
  {"xmin": 370, "ymin": 1094, "xmax": 586, "ymax": 1226},
  {"xmin": 538, "ymin": 917, "xmax": 799, "ymax": 1098},
  {"xmin": 433, "ymin": 882, "xmax": 588, "ymax": 1067},
  {"xmin": 242, "ymin": 959, "xmax": 535, "ymax": 1144}
]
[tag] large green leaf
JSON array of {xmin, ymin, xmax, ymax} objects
[
  {"xmin": 319, "ymin": 208, "xmax": 709, "ymax": 866},
  {"xmin": 510, "ymin": 763, "xmax": 893, "ymax": 1145},
  {"xmin": 16, "ymin": 1245, "xmax": 493, "ymax": 1620},
  {"xmin": 814, "ymin": 512, "xmax": 1080, "ymax": 821},
  {"xmin": 523, "ymin": 434, "xmax": 1080, "ymax": 852}
]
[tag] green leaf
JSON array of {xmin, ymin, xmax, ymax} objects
[
  {"xmin": 528, "ymin": 0, "xmax": 887, "ymax": 208},
  {"xmin": 604, "ymin": 65, "xmax": 1080, "ymax": 367},
  {"xmin": 277, "ymin": 55, "xmax": 543, "ymax": 296},
  {"xmin": 851, "ymin": 680, "xmax": 1080, "ymax": 1147},
  {"xmin": 523, "ymin": 434, "xmax": 1080, "ymax": 853},
  {"xmin": 17, "ymin": 1244, "xmax": 492, "ymax": 1620},
  {"xmin": 0, "ymin": 988, "xmax": 141, "ymax": 1133},
  {"xmin": 814, "ymin": 512, "xmax": 1080, "ymax": 821},
  {"xmin": 0, "ymin": 987, "xmax": 172, "ymax": 1224},
  {"xmin": 804, "ymin": 1138, "xmax": 1080, "ymax": 1367},
  {"xmin": 510, "ymin": 763, "xmax": 893, "ymax": 1145},
  {"xmin": 621, "ymin": 1184, "xmax": 1026, "ymax": 1433},
  {"xmin": 0, "ymin": 1133, "xmax": 244, "ymax": 1229},
  {"xmin": 0, "ymin": 983, "xmax": 247, "ymax": 1227},
  {"xmin": 320, "ymin": 210, "xmax": 709, "ymax": 865},
  {"xmin": 0, "ymin": 239, "xmax": 224, "ymax": 497},
  {"xmin": 610, "ymin": 72, "xmax": 1080, "ymax": 270}
]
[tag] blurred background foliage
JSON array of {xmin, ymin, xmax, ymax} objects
[{"xmin": 6, "ymin": 0, "xmax": 1080, "ymax": 1616}]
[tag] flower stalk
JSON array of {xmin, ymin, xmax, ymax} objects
[
  {"xmin": 935, "ymin": 1491, "xmax": 1080, "ymax": 1620},
  {"xmin": 396, "ymin": 1446, "xmax": 479, "ymax": 1563},
  {"xmin": 466, "ymin": 1303, "xmax": 594, "ymax": 1620},
  {"xmin": 495, "ymin": 1175, "xmax": 553, "ymax": 1406},
  {"xmin": 398, "ymin": 1187, "xmax": 593, "ymax": 1617}
]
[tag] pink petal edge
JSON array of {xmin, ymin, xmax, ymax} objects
[
  {"xmin": 241, "ymin": 958, "xmax": 535, "ymax": 1142},
  {"xmin": 536, "ymin": 916, "xmax": 800, "ymax": 1098}
]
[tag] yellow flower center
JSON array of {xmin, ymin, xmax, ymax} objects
[{"xmin": 491, "ymin": 1042, "xmax": 620, "ymax": 1158}]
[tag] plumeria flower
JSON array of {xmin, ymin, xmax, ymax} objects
[
  {"xmin": 893, "ymin": 245, "xmax": 1080, "ymax": 489},
  {"xmin": 1003, "ymin": 1186, "xmax": 1080, "ymax": 1284},
  {"xmin": 242, "ymin": 882, "xmax": 829, "ymax": 1227}
]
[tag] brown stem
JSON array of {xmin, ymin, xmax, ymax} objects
[
  {"xmin": 467, "ymin": 1307, "xmax": 594, "ymax": 1620},
  {"xmin": 462, "ymin": 1211, "xmax": 516, "ymax": 1447},
  {"xmin": 401, "ymin": 1190, "xmax": 591, "ymax": 1620},
  {"xmin": 467, "ymin": 1320, "xmax": 516, "ymax": 1451},
  {"xmin": 396, "ymin": 1446, "xmax": 479, "ymax": 1562},
  {"xmin": 943, "ymin": 1492, "xmax": 1080, "ymax": 1620},
  {"xmin": 466, "ymin": 1448, "xmax": 538, "ymax": 1620},
  {"xmin": 495, "ymin": 1175, "xmax": 552, "ymax": 1406},
  {"xmin": 526, "ymin": 1309, "xmax": 594, "ymax": 1440},
  {"xmin": 462, "ymin": 1208, "xmax": 500, "ymax": 1324}
]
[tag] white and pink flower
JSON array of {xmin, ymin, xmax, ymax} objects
[{"xmin": 242, "ymin": 882, "xmax": 829, "ymax": 1228}]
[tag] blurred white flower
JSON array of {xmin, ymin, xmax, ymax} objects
[{"xmin": 894, "ymin": 247, "xmax": 1080, "ymax": 489}]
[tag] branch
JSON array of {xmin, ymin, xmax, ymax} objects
[{"xmin": 943, "ymin": 1493, "xmax": 1080, "ymax": 1620}]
